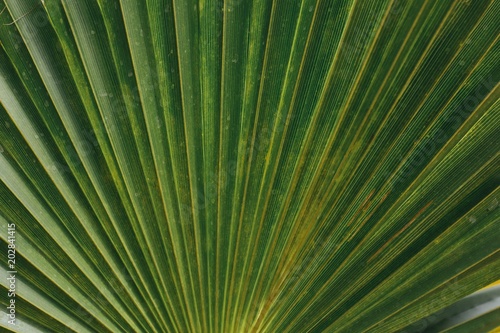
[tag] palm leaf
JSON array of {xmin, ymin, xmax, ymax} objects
[
  {"xmin": 0, "ymin": 0, "xmax": 499, "ymax": 332},
  {"xmin": 403, "ymin": 285, "xmax": 500, "ymax": 333}
]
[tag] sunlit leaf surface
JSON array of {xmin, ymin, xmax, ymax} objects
[{"xmin": 0, "ymin": 0, "xmax": 499, "ymax": 332}]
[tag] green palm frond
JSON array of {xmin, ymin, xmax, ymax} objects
[{"xmin": 0, "ymin": 0, "xmax": 499, "ymax": 332}]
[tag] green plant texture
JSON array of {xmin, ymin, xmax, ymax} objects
[{"xmin": 0, "ymin": 0, "xmax": 499, "ymax": 332}]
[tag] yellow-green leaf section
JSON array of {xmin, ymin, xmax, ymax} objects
[{"xmin": 0, "ymin": 0, "xmax": 499, "ymax": 332}]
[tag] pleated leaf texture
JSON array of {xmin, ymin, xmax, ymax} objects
[{"xmin": 0, "ymin": 0, "xmax": 499, "ymax": 332}]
